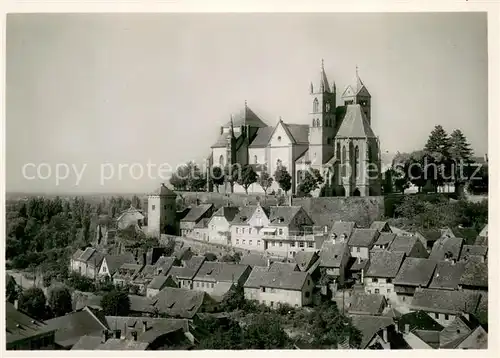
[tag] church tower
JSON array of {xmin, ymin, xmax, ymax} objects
[
  {"xmin": 308, "ymin": 60, "xmax": 337, "ymax": 169},
  {"xmin": 341, "ymin": 66, "xmax": 371, "ymax": 124}
]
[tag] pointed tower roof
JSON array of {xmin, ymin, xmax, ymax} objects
[
  {"xmin": 342, "ymin": 66, "xmax": 371, "ymax": 98},
  {"xmin": 318, "ymin": 59, "xmax": 331, "ymax": 93},
  {"xmin": 335, "ymin": 104, "xmax": 376, "ymax": 138}
]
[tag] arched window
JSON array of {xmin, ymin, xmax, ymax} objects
[
  {"xmin": 254, "ymin": 155, "xmax": 258, "ymax": 164},
  {"xmin": 354, "ymin": 146, "xmax": 360, "ymax": 180},
  {"xmin": 326, "ymin": 103, "xmax": 331, "ymax": 112},
  {"xmin": 219, "ymin": 155, "xmax": 224, "ymax": 166},
  {"xmin": 316, "ymin": 118, "xmax": 320, "ymax": 127},
  {"xmin": 341, "ymin": 145, "xmax": 347, "ymax": 177},
  {"xmin": 312, "ymin": 118, "xmax": 316, "ymax": 127},
  {"xmin": 313, "ymin": 98, "xmax": 319, "ymax": 113}
]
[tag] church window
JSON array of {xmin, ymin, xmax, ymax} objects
[
  {"xmin": 312, "ymin": 118, "xmax": 316, "ymax": 127},
  {"xmin": 354, "ymin": 146, "xmax": 360, "ymax": 180},
  {"xmin": 254, "ymin": 155, "xmax": 258, "ymax": 164},
  {"xmin": 313, "ymin": 98, "xmax": 319, "ymax": 113},
  {"xmin": 326, "ymin": 103, "xmax": 331, "ymax": 112},
  {"xmin": 152, "ymin": 205, "xmax": 155, "ymax": 211},
  {"xmin": 219, "ymin": 155, "xmax": 224, "ymax": 166},
  {"xmin": 316, "ymin": 118, "xmax": 320, "ymax": 127},
  {"xmin": 341, "ymin": 145, "xmax": 347, "ymax": 177}
]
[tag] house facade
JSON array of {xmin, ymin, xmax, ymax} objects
[{"xmin": 70, "ymin": 247, "xmax": 104, "ymax": 280}]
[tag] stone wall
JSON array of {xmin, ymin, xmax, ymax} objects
[
  {"xmin": 292, "ymin": 196, "xmax": 385, "ymax": 228},
  {"xmin": 172, "ymin": 192, "xmax": 384, "ymax": 229}
]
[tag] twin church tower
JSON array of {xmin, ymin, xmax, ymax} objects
[{"xmin": 207, "ymin": 60, "xmax": 381, "ymax": 197}]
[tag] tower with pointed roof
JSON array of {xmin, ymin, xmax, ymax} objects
[
  {"xmin": 341, "ymin": 66, "xmax": 372, "ymax": 124},
  {"xmin": 308, "ymin": 60, "xmax": 337, "ymax": 169},
  {"xmin": 147, "ymin": 183, "xmax": 177, "ymax": 237}
]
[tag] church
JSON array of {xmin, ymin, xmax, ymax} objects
[{"xmin": 206, "ymin": 61, "xmax": 381, "ymax": 197}]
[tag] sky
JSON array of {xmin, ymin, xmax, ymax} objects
[{"xmin": 6, "ymin": 12, "xmax": 488, "ymax": 194}]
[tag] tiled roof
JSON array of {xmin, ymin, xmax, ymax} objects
[
  {"xmin": 71, "ymin": 335, "xmax": 102, "ymax": 350},
  {"xmin": 72, "ymin": 291, "xmax": 103, "ymax": 311},
  {"xmin": 284, "ymin": 123, "xmax": 309, "ymax": 144},
  {"xmin": 350, "ymin": 315, "xmax": 394, "ymax": 349},
  {"xmin": 319, "ymin": 242, "xmax": 348, "ymax": 268},
  {"xmin": 211, "ymin": 132, "xmax": 232, "ymax": 148},
  {"xmin": 158, "ymin": 183, "xmax": 176, "ymax": 196},
  {"xmin": 194, "ymin": 218, "xmax": 210, "ymax": 229},
  {"xmin": 397, "ymin": 311, "xmax": 443, "ymax": 332},
  {"xmin": 6, "ymin": 302, "xmax": 54, "ymax": 345},
  {"xmin": 393, "ymin": 258, "xmax": 436, "ymax": 287},
  {"xmin": 459, "ymin": 245, "xmax": 488, "ymax": 261},
  {"xmin": 459, "ymin": 261, "xmax": 488, "ymax": 288},
  {"xmin": 154, "ymin": 256, "xmax": 177, "ymax": 275},
  {"xmin": 294, "ymin": 251, "xmax": 318, "ymax": 271},
  {"xmin": 268, "ymin": 206, "xmax": 303, "ymax": 226},
  {"xmin": 373, "ymin": 233, "xmax": 396, "ymax": 247},
  {"xmin": 44, "ymin": 307, "xmax": 107, "ymax": 348},
  {"xmin": 429, "ymin": 236, "xmax": 463, "ymax": 261},
  {"xmin": 348, "ymin": 228, "xmax": 380, "ymax": 248},
  {"xmin": 154, "ymin": 287, "xmax": 208, "ymax": 319},
  {"xmin": 370, "ymin": 221, "xmax": 390, "ymax": 231},
  {"xmin": 474, "ymin": 235, "xmax": 488, "ymax": 246},
  {"xmin": 230, "ymin": 205, "xmax": 260, "ymax": 225},
  {"xmin": 116, "ymin": 206, "xmax": 144, "ymax": 222},
  {"xmin": 168, "ymin": 256, "xmax": 205, "ymax": 280},
  {"xmin": 147, "ymin": 275, "xmax": 171, "ymax": 290},
  {"xmin": 194, "ymin": 262, "xmax": 250, "ymax": 283},
  {"xmin": 103, "ymin": 253, "xmax": 136, "ymax": 276},
  {"xmin": 350, "ymin": 257, "xmax": 369, "ymax": 271},
  {"xmin": 329, "ymin": 221, "xmax": 357, "ymax": 239},
  {"xmin": 365, "ymin": 251, "xmax": 405, "ymax": 278},
  {"xmin": 388, "ymin": 236, "xmax": 427, "ymax": 257},
  {"xmin": 248, "ymin": 126, "xmax": 274, "ymax": 148},
  {"xmin": 335, "ymin": 105, "xmax": 376, "ymax": 138},
  {"xmin": 268, "ymin": 262, "xmax": 299, "ymax": 273},
  {"xmin": 416, "ymin": 229, "xmax": 442, "ymax": 242},
  {"xmin": 349, "ymin": 294, "xmax": 386, "ymax": 315},
  {"xmin": 181, "ymin": 204, "xmax": 214, "ymax": 223},
  {"xmin": 428, "ymin": 261, "xmax": 466, "ymax": 290},
  {"xmin": 224, "ymin": 104, "xmax": 269, "ymax": 128},
  {"xmin": 244, "ymin": 266, "xmax": 309, "ymax": 291},
  {"xmin": 410, "ymin": 288, "xmax": 481, "ymax": 315},
  {"xmin": 239, "ymin": 253, "xmax": 268, "ymax": 267},
  {"xmin": 212, "ymin": 206, "xmax": 240, "ymax": 222},
  {"xmin": 97, "ymin": 338, "xmax": 149, "ymax": 350}
]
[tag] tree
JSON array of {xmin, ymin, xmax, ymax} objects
[
  {"xmin": 6, "ymin": 275, "xmax": 19, "ymax": 303},
  {"xmin": 18, "ymin": 287, "xmax": 46, "ymax": 320},
  {"xmin": 424, "ymin": 125, "xmax": 451, "ymax": 157},
  {"xmin": 234, "ymin": 164, "xmax": 258, "ymax": 194},
  {"xmin": 48, "ymin": 285, "xmax": 72, "ymax": 317},
  {"xmin": 204, "ymin": 252, "xmax": 218, "ymax": 261},
  {"xmin": 243, "ymin": 314, "xmax": 292, "ymax": 349},
  {"xmin": 210, "ymin": 166, "xmax": 225, "ymax": 193},
  {"xmin": 225, "ymin": 164, "xmax": 240, "ymax": 193},
  {"xmin": 101, "ymin": 289, "xmax": 130, "ymax": 316},
  {"xmin": 296, "ymin": 169, "xmax": 324, "ymax": 197},
  {"xmin": 258, "ymin": 170, "xmax": 274, "ymax": 196},
  {"xmin": 169, "ymin": 165, "xmax": 189, "ymax": 191},
  {"xmin": 220, "ymin": 284, "xmax": 245, "ymax": 311},
  {"xmin": 449, "ymin": 129, "xmax": 474, "ymax": 195},
  {"xmin": 424, "ymin": 125, "xmax": 452, "ymax": 190},
  {"xmin": 274, "ymin": 165, "xmax": 292, "ymax": 195}
]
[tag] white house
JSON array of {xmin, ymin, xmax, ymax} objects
[{"xmin": 207, "ymin": 206, "xmax": 240, "ymax": 245}]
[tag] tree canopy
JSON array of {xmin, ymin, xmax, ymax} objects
[
  {"xmin": 101, "ymin": 289, "xmax": 131, "ymax": 316},
  {"xmin": 48, "ymin": 285, "xmax": 73, "ymax": 317},
  {"xmin": 18, "ymin": 287, "xmax": 47, "ymax": 320},
  {"xmin": 274, "ymin": 165, "xmax": 292, "ymax": 194}
]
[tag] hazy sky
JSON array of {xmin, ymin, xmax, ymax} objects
[{"xmin": 6, "ymin": 12, "xmax": 488, "ymax": 194}]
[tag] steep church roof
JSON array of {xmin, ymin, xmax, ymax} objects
[
  {"xmin": 342, "ymin": 69, "xmax": 371, "ymax": 98},
  {"xmin": 224, "ymin": 103, "xmax": 268, "ymax": 128},
  {"xmin": 312, "ymin": 60, "xmax": 334, "ymax": 93},
  {"xmin": 335, "ymin": 104, "xmax": 376, "ymax": 138}
]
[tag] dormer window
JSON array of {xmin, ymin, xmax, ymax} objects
[{"xmin": 277, "ymin": 136, "xmax": 282, "ymax": 141}]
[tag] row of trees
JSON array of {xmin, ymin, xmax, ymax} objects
[
  {"xmin": 170, "ymin": 161, "xmax": 325, "ymax": 197},
  {"xmin": 385, "ymin": 126, "xmax": 487, "ymax": 195}
]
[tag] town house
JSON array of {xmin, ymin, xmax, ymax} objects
[
  {"xmin": 393, "ymin": 258, "xmax": 437, "ymax": 303},
  {"xmin": 364, "ymin": 250, "xmax": 405, "ymax": 301},
  {"xmin": 206, "ymin": 206, "xmax": 239, "ymax": 245},
  {"xmin": 329, "ymin": 221, "xmax": 357, "ymax": 242},
  {"xmin": 347, "ymin": 229, "xmax": 380, "ymax": 260},
  {"xmin": 179, "ymin": 204, "xmax": 215, "ymax": 238},
  {"xmin": 70, "ymin": 247, "xmax": 104, "ymax": 280},
  {"xmin": 113, "ymin": 263, "xmax": 144, "ymax": 287},
  {"xmin": 319, "ymin": 241, "xmax": 350, "ymax": 285},
  {"xmin": 98, "ymin": 252, "xmax": 136, "ymax": 280},
  {"xmin": 410, "ymin": 288, "xmax": 481, "ymax": 327},
  {"xmin": 192, "ymin": 262, "xmax": 252, "ymax": 300},
  {"xmin": 230, "ymin": 205, "xmax": 268, "ymax": 250},
  {"xmin": 167, "ymin": 256, "xmax": 206, "ymax": 290},
  {"xmin": 243, "ymin": 266, "xmax": 314, "ymax": 308},
  {"xmin": 387, "ymin": 236, "xmax": 429, "ymax": 259},
  {"xmin": 116, "ymin": 206, "xmax": 145, "ymax": 231},
  {"xmin": 372, "ymin": 233, "xmax": 396, "ymax": 250}
]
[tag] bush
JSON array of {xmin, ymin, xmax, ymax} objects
[
  {"xmin": 48, "ymin": 285, "xmax": 72, "ymax": 317},
  {"xmin": 18, "ymin": 287, "xmax": 46, "ymax": 320},
  {"xmin": 101, "ymin": 289, "xmax": 130, "ymax": 316},
  {"xmin": 66, "ymin": 272, "xmax": 96, "ymax": 292}
]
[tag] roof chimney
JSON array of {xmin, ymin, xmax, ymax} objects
[
  {"xmin": 114, "ymin": 329, "xmax": 121, "ymax": 339},
  {"xmin": 143, "ymin": 321, "xmax": 148, "ymax": 333},
  {"xmin": 267, "ymin": 258, "xmax": 271, "ymax": 267}
]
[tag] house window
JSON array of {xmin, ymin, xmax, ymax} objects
[
  {"xmin": 236, "ymin": 239, "xmax": 239, "ymax": 244},
  {"xmin": 372, "ymin": 278, "xmax": 378, "ymax": 283},
  {"xmin": 249, "ymin": 228, "xmax": 252, "ymax": 234},
  {"xmin": 291, "ymin": 242, "xmax": 296, "ymax": 247},
  {"xmin": 236, "ymin": 228, "xmax": 239, "ymax": 234},
  {"xmin": 299, "ymin": 242, "xmax": 305, "ymax": 248},
  {"xmin": 387, "ymin": 278, "xmax": 392, "ymax": 283},
  {"xmin": 278, "ymin": 229, "xmax": 283, "ymax": 235},
  {"xmin": 278, "ymin": 242, "xmax": 282, "ymax": 247},
  {"xmin": 102, "ymin": 266, "xmax": 107, "ymax": 272},
  {"xmin": 257, "ymin": 240, "xmax": 260, "ymax": 246},
  {"xmin": 277, "ymin": 136, "xmax": 282, "ymax": 142},
  {"xmin": 305, "ymin": 292, "xmax": 310, "ymax": 298},
  {"xmin": 387, "ymin": 289, "xmax": 391, "ymax": 293},
  {"xmin": 242, "ymin": 239, "xmax": 246, "ymax": 244},
  {"xmin": 435, "ymin": 313, "xmax": 439, "ymax": 319},
  {"xmin": 307, "ymin": 242, "xmax": 314, "ymax": 248},
  {"xmin": 254, "ymin": 155, "xmax": 258, "ymax": 164},
  {"xmin": 211, "ymin": 283, "xmax": 215, "ymax": 288},
  {"xmin": 152, "ymin": 205, "xmax": 155, "ymax": 210},
  {"xmin": 201, "ymin": 282, "xmax": 204, "ymax": 288},
  {"xmin": 356, "ymin": 247, "xmax": 361, "ymax": 252},
  {"xmin": 196, "ymin": 282, "xmax": 200, "ymax": 287},
  {"xmin": 375, "ymin": 289, "xmax": 380, "ymax": 294},
  {"xmin": 249, "ymin": 240, "xmax": 253, "ymax": 245},
  {"xmin": 261, "ymin": 287, "xmax": 266, "ymax": 292},
  {"xmin": 445, "ymin": 314, "xmax": 449, "ymax": 320},
  {"xmin": 242, "ymin": 228, "xmax": 245, "ymax": 234},
  {"xmin": 272, "ymin": 242, "xmax": 275, "ymax": 247},
  {"xmin": 270, "ymin": 301, "xmax": 274, "ymax": 307},
  {"xmin": 367, "ymin": 290, "xmax": 371, "ymax": 294}
]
